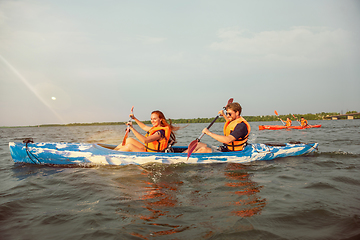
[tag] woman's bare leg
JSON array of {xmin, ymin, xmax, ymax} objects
[{"xmin": 114, "ymin": 138, "xmax": 145, "ymax": 152}]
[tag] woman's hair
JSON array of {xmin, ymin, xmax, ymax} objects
[{"xmin": 151, "ymin": 110, "xmax": 180, "ymax": 144}]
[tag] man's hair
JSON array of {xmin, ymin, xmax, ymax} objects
[{"xmin": 226, "ymin": 102, "xmax": 242, "ymax": 115}]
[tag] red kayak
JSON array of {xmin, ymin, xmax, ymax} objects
[{"xmin": 259, "ymin": 124, "xmax": 322, "ymax": 130}]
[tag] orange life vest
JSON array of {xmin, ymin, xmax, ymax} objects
[
  {"xmin": 223, "ymin": 117, "xmax": 251, "ymax": 151},
  {"xmin": 145, "ymin": 126, "xmax": 171, "ymax": 152},
  {"xmin": 285, "ymin": 119, "xmax": 292, "ymax": 127},
  {"xmin": 301, "ymin": 119, "xmax": 308, "ymax": 127}
]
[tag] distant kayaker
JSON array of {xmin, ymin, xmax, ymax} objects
[
  {"xmin": 115, "ymin": 110, "xmax": 178, "ymax": 152},
  {"xmin": 300, "ymin": 117, "xmax": 308, "ymax": 127},
  {"xmin": 285, "ymin": 118, "xmax": 292, "ymax": 127},
  {"xmin": 189, "ymin": 102, "xmax": 251, "ymax": 153}
]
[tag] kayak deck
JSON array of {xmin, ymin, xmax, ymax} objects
[{"xmin": 9, "ymin": 141, "xmax": 319, "ymax": 166}]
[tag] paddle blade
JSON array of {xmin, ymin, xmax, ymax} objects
[
  {"xmin": 224, "ymin": 98, "xmax": 234, "ymax": 110},
  {"xmin": 187, "ymin": 139, "xmax": 198, "ymax": 160},
  {"xmin": 274, "ymin": 110, "xmax": 279, "ymax": 116}
]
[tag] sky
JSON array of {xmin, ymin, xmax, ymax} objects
[{"xmin": 1, "ymin": 0, "xmax": 359, "ymax": 126}]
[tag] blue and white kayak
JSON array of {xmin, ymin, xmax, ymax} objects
[{"xmin": 9, "ymin": 141, "xmax": 318, "ymax": 166}]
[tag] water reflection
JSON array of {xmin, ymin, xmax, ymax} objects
[
  {"xmin": 128, "ymin": 167, "xmax": 186, "ymax": 238},
  {"xmin": 125, "ymin": 163, "xmax": 267, "ymax": 239},
  {"xmin": 224, "ymin": 163, "xmax": 267, "ymax": 218}
]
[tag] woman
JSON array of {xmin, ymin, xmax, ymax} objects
[
  {"xmin": 285, "ymin": 117, "xmax": 292, "ymax": 127},
  {"xmin": 115, "ymin": 110, "xmax": 178, "ymax": 152}
]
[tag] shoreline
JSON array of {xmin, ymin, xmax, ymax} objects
[{"xmin": 2, "ymin": 112, "xmax": 359, "ymax": 128}]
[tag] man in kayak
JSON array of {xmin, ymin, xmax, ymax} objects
[
  {"xmin": 115, "ymin": 110, "xmax": 178, "ymax": 152},
  {"xmin": 191, "ymin": 102, "xmax": 251, "ymax": 153},
  {"xmin": 300, "ymin": 117, "xmax": 308, "ymax": 127}
]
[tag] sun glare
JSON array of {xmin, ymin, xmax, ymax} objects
[{"xmin": 0, "ymin": 55, "xmax": 64, "ymax": 123}]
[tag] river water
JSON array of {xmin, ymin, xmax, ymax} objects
[{"xmin": 0, "ymin": 120, "xmax": 359, "ymax": 240}]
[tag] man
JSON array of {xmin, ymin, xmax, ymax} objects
[
  {"xmin": 300, "ymin": 117, "xmax": 308, "ymax": 127},
  {"xmin": 193, "ymin": 102, "xmax": 251, "ymax": 153}
]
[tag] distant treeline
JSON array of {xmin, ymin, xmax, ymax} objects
[{"xmin": 25, "ymin": 111, "xmax": 357, "ymax": 128}]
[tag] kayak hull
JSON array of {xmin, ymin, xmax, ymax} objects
[
  {"xmin": 259, "ymin": 124, "xmax": 322, "ymax": 130},
  {"xmin": 9, "ymin": 142, "xmax": 318, "ymax": 166}
]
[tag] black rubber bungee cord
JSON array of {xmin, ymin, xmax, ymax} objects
[{"xmin": 23, "ymin": 138, "xmax": 42, "ymax": 164}]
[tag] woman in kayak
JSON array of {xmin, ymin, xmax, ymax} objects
[
  {"xmin": 115, "ymin": 110, "xmax": 179, "ymax": 152},
  {"xmin": 285, "ymin": 117, "xmax": 292, "ymax": 127}
]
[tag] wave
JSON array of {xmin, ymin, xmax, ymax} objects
[{"xmin": 315, "ymin": 151, "xmax": 360, "ymax": 158}]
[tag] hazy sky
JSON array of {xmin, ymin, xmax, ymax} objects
[{"xmin": 1, "ymin": 0, "xmax": 359, "ymax": 126}]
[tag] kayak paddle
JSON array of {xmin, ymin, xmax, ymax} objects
[
  {"xmin": 122, "ymin": 106, "xmax": 134, "ymax": 146},
  {"xmin": 274, "ymin": 110, "xmax": 285, "ymax": 125},
  {"xmin": 187, "ymin": 98, "xmax": 233, "ymax": 160},
  {"xmin": 292, "ymin": 114, "xmax": 302, "ymax": 126}
]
